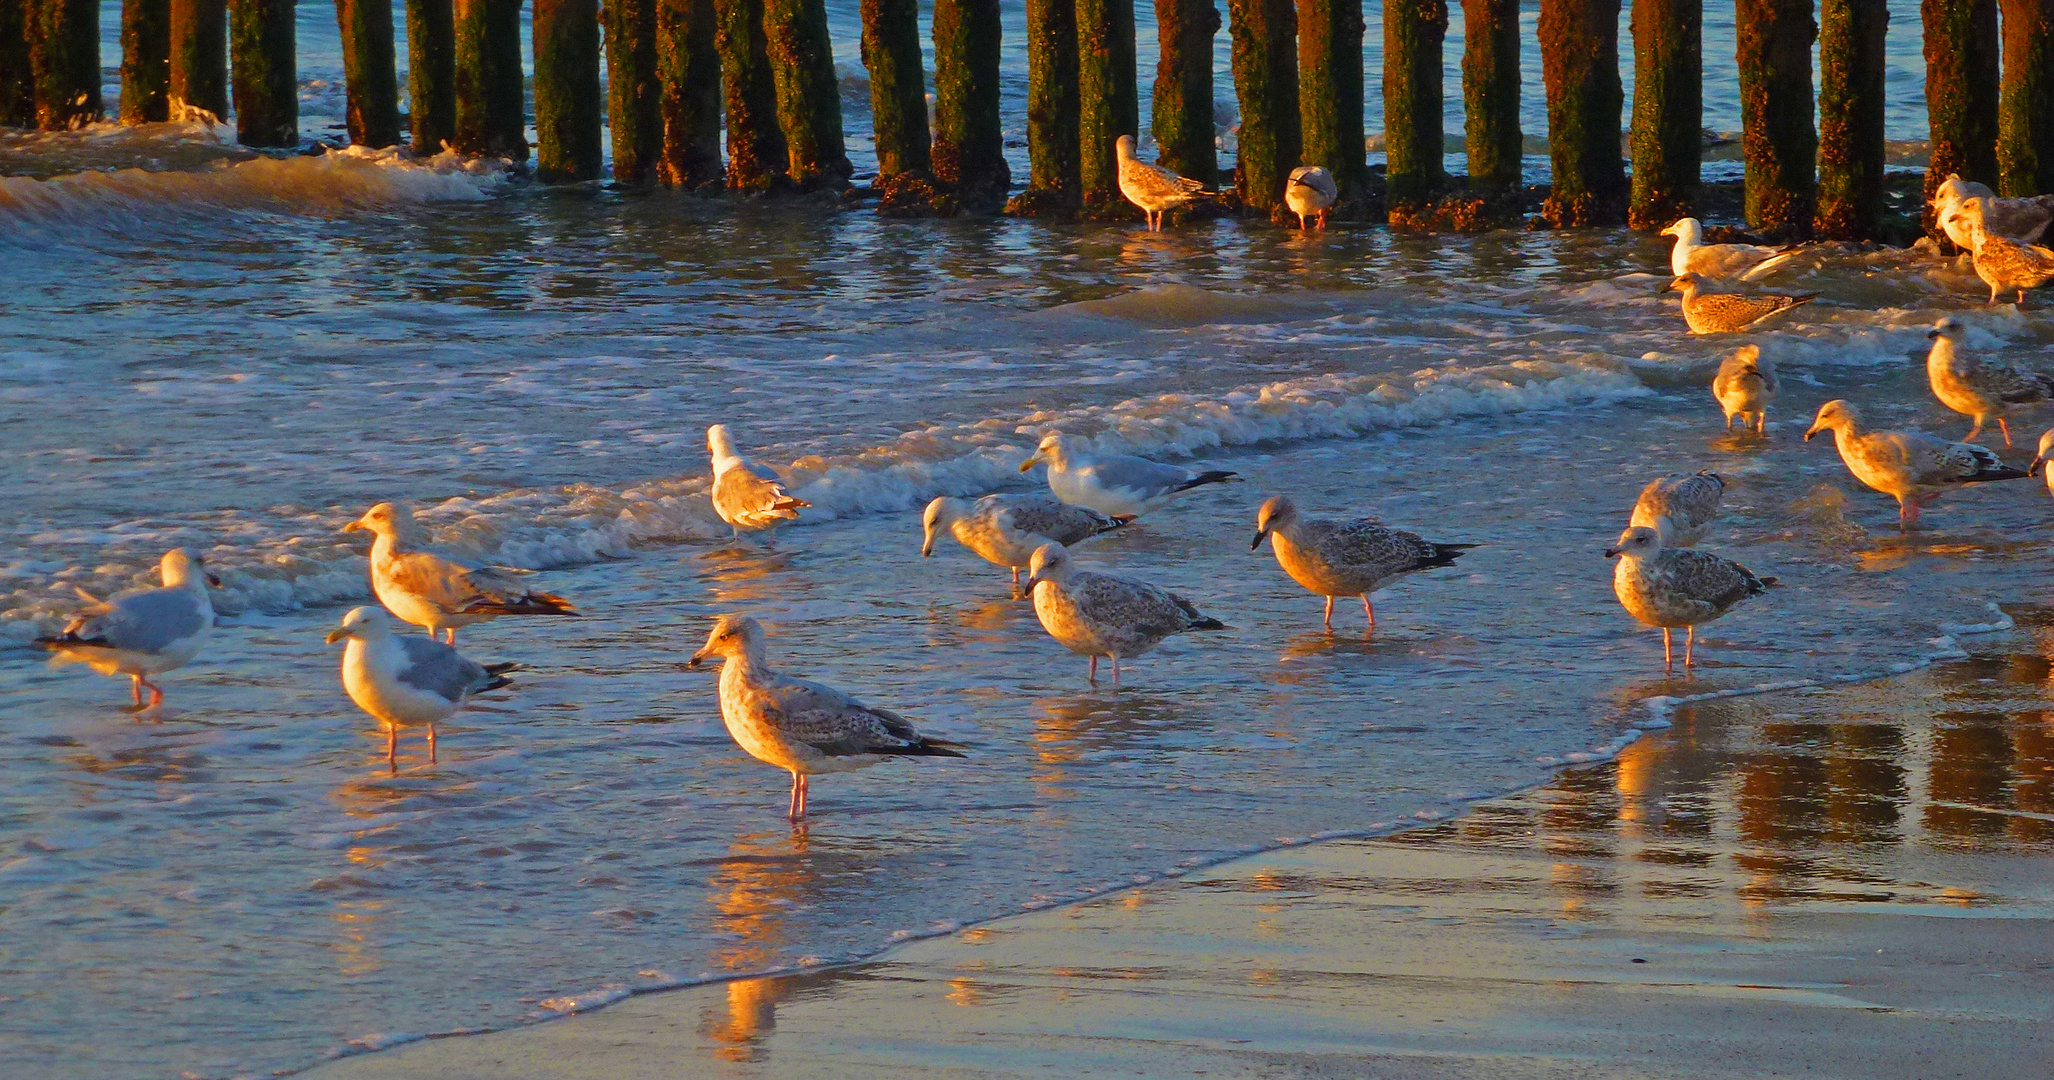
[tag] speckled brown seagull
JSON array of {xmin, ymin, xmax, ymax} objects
[
  {"xmin": 1629, "ymin": 472, "xmax": 1725, "ymax": 547},
  {"xmin": 1666, "ymin": 273, "xmax": 1816, "ymax": 334},
  {"xmin": 1966, "ymin": 220, "xmax": 2054, "ymax": 305},
  {"xmin": 1925, "ymin": 316, "xmax": 2054, "ymax": 445},
  {"xmin": 1605, "ymin": 526, "xmax": 1774, "ymax": 671},
  {"xmin": 1116, "ymin": 135, "xmax": 1211, "ymax": 231},
  {"xmin": 1251, "ymin": 496, "xmax": 1474, "ymax": 631}
]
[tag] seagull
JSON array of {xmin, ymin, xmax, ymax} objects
[
  {"xmin": 1250, "ymin": 496, "xmax": 1475, "ymax": 630},
  {"xmin": 1285, "ymin": 166, "xmax": 1338, "ymax": 230},
  {"xmin": 37, "ymin": 548, "xmax": 219, "ymax": 710},
  {"xmin": 1024, "ymin": 542, "xmax": 1225, "ymax": 684},
  {"xmin": 1661, "ymin": 218, "xmax": 1802, "ymax": 280},
  {"xmin": 1019, "ymin": 432, "xmax": 1236, "ymax": 518},
  {"xmin": 686, "ymin": 615, "xmax": 965, "ymax": 820},
  {"xmin": 1605, "ymin": 525, "xmax": 1774, "ymax": 671},
  {"xmin": 1116, "ymin": 134, "xmax": 1210, "ymax": 231},
  {"xmin": 1712, "ymin": 344, "xmax": 1778, "ymax": 435},
  {"xmin": 345, "ymin": 502, "xmax": 578, "ymax": 644},
  {"xmin": 1933, "ymin": 176, "xmax": 2054, "ymax": 248},
  {"xmin": 2029, "ymin": 429, "xmax": 2054, "ymax": 497},
  {"xmin": 1666, "ymin": 273, "xmax": 1816, "ymax": 334},
  {"xmin": 325, "ymin": 605, "xmax": 512, "ymax": 769},
  {"xmin": 1965, "ymin": 219, "xmax": 2054, "ymax": 305},
  {"xmin": 921, "ymin": 494, "xmax": 1132, "ymax": 593},
  {"xmin": 708, "ymin": 424, "xmax": 809, "ymax": 544},
  {"xmin": 1925, "ymin": 316, "xmax": 2054, "ymax": 445},
  {"xmin": 1629, "ymin": 472, "xmax": 1725, "ymax": 547},
  {"xmin": 1803, "ymin": 399, "xmax": 2029, "ymax": 528}
]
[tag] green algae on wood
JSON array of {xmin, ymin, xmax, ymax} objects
[
  {"xmin": 715, "ymin": 0, "xmax": 787, "ymax": 190},
  {"xmin": 30, "ymin": 0, "xmax": 101, "ymax": 129},
  {"xmin": 1735, "ymin": 0, "xmax": 1816, "ymax": 236},
  {"xmin": 657, "ymin": 0, "xmax": 725, "ymax": 187},
  {"xmin": 934, "ymin": 0, "xmax": 1010, "ymax": 208},
  {"xmin": 1227, "ymin": 0, "xmax": 1299, "ymax": 215},
  {"xmin": 1460, "ymin": 0, "xmax": 1522, "ymax": 193},
  {"xmin": 167, "ymin": 0, "xmax": 226, "ymax": 119},
  {"xmin": 1538, "ymin": 0, "xmax": 1627, "ymax": 226},
  {"xmin": 406, "ymin": 0, "xmax": 456, "ymax": 152},
  {"xmin": 1921, "ymin": 0, "xmax": 1999, "ymax": 229},
  {"xmin": 859, "ymin": 0, "xmax": 930, "ymax": 179},
  {"xmin": 0, "ymin": 0, "xmax": 32, "ymax": 126},
  {"xmin": 1815, "ymin": 0, "xmax": 1887, "ymax": 238},
  {"xmin": 607, "ymin": 0, "xmax": 663, "ymax": 182},
  {"xmin": 121, "ymin": 0, "xmax": 172, "ymax": 123},
  {"xmin": 1011, "ymin": 0, "xmax": 1080, "ymax": 214},
  {"xmin": 1627, "ymin": 0, "xmax": 1700, "ymax": 228},
  {"xmin": 534, "ymin": 0, "xmax": 604, "ymax": 181},
  {"xmin": 763, "ymin": 0, "xmax": 851, "ymax": 189},
  {"xmin": 1076, "ymin": 0, "xmax": 1139, "ymax": 217},
  {"xmin": 335, "ymin": 0, "xmax": 401, "ymax": 147},
  {"xmin": 1151, "ymin": 0, "xmax": 1220, "ymax": 187},
  {"xmin": 228, "ymin": 0, "xmax": 294, "ymax": 146},
  {"xmin": 1382, "ymin": 0, "xmax": 1447, "ymax": 210},
  {"xmin": 454, "ymin": 0, "xmax": 527, "ymax": 159},
  {"xmin": 1999, "ymin": 0, "xmax": 2054, "ymax": 195}
]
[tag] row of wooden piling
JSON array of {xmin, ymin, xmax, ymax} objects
[{"xmin": 5, "ymin": 1, "xmax": 2054, "ymax": 237}]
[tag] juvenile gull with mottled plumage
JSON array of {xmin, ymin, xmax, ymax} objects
[
  {"xmin": 1020, "ymin": 432, "xmax": 1236, "ymax": 519},
  {"xmin": 1250, "ymin": 496, "xmax": 1474, "ymax": 630},
  {"xmin": 1605, "ymin": 526, "xmax": 1774, "ymax": 670},
  {"xmin": 708, "ymin": 424, "xmax": 810, "ymax": 544},
  {"xmin": 346, "ymin": 502, "xmax": 578, "ymax": 644},
  {"xmin": 327, "ymin": 605, "xmax": 512, "ymax": 769},
  {"xmin": 1666, "ymin": 273, "xmax": 1816, "ymax": 334},
  {"xmin": 1804, "ymin": 399, "xmax": 2029, "ymax": 528},
  {"xmin": 1712, "ymin": 345, "xmax": 1777, "ymax": 434},
  {"xmin": 1116, "ymin": 135, "xmax": 1210, "ymax": 231},
  {"xmin": 1933, "ymin": 177, "xmax": 2054, "ymax": 248},
  {"xmin": 1966, "ymin": 220, "xmax": 2054, "ymax": 305},
  {"xmin": 1630, "ymin": 472, "xmax": 1725, "ymax": 547},
  {"xmin": 922, "ymin": 494, "xmax": 1131, "ymax": 592},
  {"xmin": 1025, "ymin": 542, "xmax": 1225, "ymax": 684},
  {"xmin": 1925, "ymin": 316, "xmax": 2054, "ymax": 445},
  {"xmin": 37, "ymin": 548, "xmax": 219, "ymax": 710}
]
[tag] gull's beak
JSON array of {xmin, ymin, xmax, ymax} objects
[
  {"xmin": 920, "ymin": 530, "xmax": 935, "ymax": 558},
  {"xmin": 1602, "ymin": 545, "xmax": 1622, "ymax": 559},
  {"xmin": 342, "ymin": 520, "xmax": 364, "ymax": 533},
  {"xmin": 2031, "ymin": 456, "xmax": 2046, "ymax": 477},
  {"xmin": 1803, "ymin": 424, "xmax": 1823, "ymax": 442},
  {"xmin": 324, "ymin": 627, "xmax": 350, "ymax": 645},
  {"xmin": 1023, "ymin": 574, "xmax": 1044, "ymax": 592},
  {"xmin": 1018, "ymin": 454, "xmax": 1041, "ymax": 474},
  {"xmin": 1926, "ymin": 328, "xmax": 1942, "ymax": 340},
  {"xmin": 686, "ymin": 648, "xmax": 710, "ymax": 670},
  {"xmin": 1250, "ymin": 529, "xmax": 1267, "ymax": 552},
  {"xmin": 205, "ymin": 573, "xmax": 223, "ymax": 588}
]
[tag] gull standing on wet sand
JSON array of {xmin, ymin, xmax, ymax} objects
[
  {"xmin": 347, "ymin": 502, "xmax": 579, "ymax": 644},
  {"xmin": 687, "ymin": 615, "xmax": 965, "ymax": 820},
  {"xmin": 1020, "ymin": 433, "xmax": 1237, "ymax": 518},
  {"xmin": 327, "ymin": 605, "xmax": 512, "ymax": 769},
  {"xmin": 1804, "ymin": 399, "xmax": 2029, "ymax": 528},
  {"xmin": 37, "ymin": 548, "xmax": 219, "ymax": 710},
  {"xmin": 708, "ymin": 424, "xmax": 810, "ymax": 545},
  {"xmin": 1661, "ymin": 218, "xmax": 1801, "ymax": 280},
  {"xmin": 1630, "ymin": 472, "xmax": 1725, "ymax": 546},
  {"xmin": 1712, "ymin": 345, "xmax": 1778, "ymax": 435},
  {"xmin": 1925, "ymin": 317, "xmax": 2054, "ymax": 445},
  {"xmin": 1606, "ymin": 526, "xmax": 1775, "ymax": 671},
  {"xmin": 1025, "ymin": 542, "xmax": 1226, "ymax": 684},
  {"xmin": 922, "ymin": 494, "xmax": 1132, "ymax": 592},
  {"xmin": 1965, "ymin": 220, "xmax": 2054, "ymax": 305},
  {"xmin": 1285, "ymin": 166, "xmax": 1338, "ymax": 230},
  {"xmin": 1250, "ymin": 496, "xmax": 1475, "ymax": 631},
  {"xmin": 1116, "ymin": 135, "xmax": 1209, "ymax": 231},
  {"xmin": 1666, "ymin": 273, "xmax": 1817, "ymax": 334}
]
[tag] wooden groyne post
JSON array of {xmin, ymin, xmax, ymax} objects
[
  {"xmin": 607, "ymin": 0, "xmax": 662, "ymax": 182},
  {"xmin": 1, "ymin": 0, "xmax": 30, "ymax": 126},
  {"xmin": 1076, "ymin": 0, "xmax": 1139, "ymax": 216},
  {"xmin": 454, "ymin": 0, "xmax": 527, "ymax": 159},
  {"xmin": 1999, "ymin": 0, "xmax": 2054, "ymax": 195},
  {"xmin": 763, "ymin": 0, "xmax": 851, "ymax": 189},
  {"xmin": 534, "ymin": 0, "xmax": 602, "ymax": 181},
  {"xmin": 1627, "ymin": 0, "xmax": 1700, "ymax": 227},
  {"xmin": 1303, "ymin": 0, "xmax": 1368, "ymax": 205},
  {"xmin": 1011, "ymin": 0, "xmax": 1080, "ymax": 213},
  {"xmin": 934, "ymin": 0, "xmax": 1011, "ymax": 208},
  {"xmin": 1382, "ymin": 0, "xmax": 1447, "ymax": 211},
  {"xmin": 1151, "ymin": 0, "xmax": 1220, "ymax": 187},
  {"xmin": 336, "ymin": 0, "xmax": 401, "ymax": 148},
  {"xmin": 657, "ymin": 0, "xmax": 725, "ymax": 188},
  {"xmin": 229, "ymin": 0, "xmax": 295, "ymax": 146},
  {"xmin": 406, "ymin": 0, "xmax": 456, "ymax": 152},
  {"xmin": 30, "ymin": 0, "xmax": 101, "ymax": 129},
  {"xmin": 1460, "ymin": 0, "xmax": 1522, "ymax": 194},
  {"xmin": 716, "ymin": 0, "xmax": 787, "ymax": 190},
  {"xmin": 168, "ymin": 0, "xmax": 226, "ymax": 119},
  {"xmin": 859, "ymin": 0, "xmax": 930, "ymax": 180},
  {"xmin": 1736, "ymin": 0, "xmax": 1816, "ymax": 236},
  {"xmin": 1227, "ymin": 0, "xmax": 1299, "ymax": 216},
  {"xmin": 1922, "ymin": 0, "xmax": 1999, "ymax": 225},
  {"xmin": 1815, "ymin": 0, "xmax": 1887, "ymax": 238},
  {"xmin": 122, "ymin": 0, "xmax": 171, "ymax": 123},
  {"xmin": 1538, "ymin": 0, "xmax": 1627, "ymax": 226}
]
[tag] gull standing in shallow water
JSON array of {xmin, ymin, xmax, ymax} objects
[
  {"xmin": 1116, "ymin": 134, "xmax": 1209, "ymax": 231},
  {"xmin": 1712, "ymin": 344, "xmax": 1777, "ymax": 434},
  {"xmin": 1925, "ymin": 316, "xmax": 2054, "ymax": 445},
  {"xmin": 687, "ymin": 615, "xmax": 965, "ymax": 820},
  {"xmin": 37, "ymin": 548, "xmax": 219, "ymax": 710},
  {"xmin": 1606, "ymin": 526, "xmax": 1775, "ymax": 671},
  {"xmin": 1966, "ymin": 220, "xmax": 2054, "ymax": 305},
  {"xmin": 708, "ymin": 424, "xmax": 810, "ymax": 545},
  {"xmin": 1250, "ymin": 496, "xmax": 1475, "ymax": 631},
  {"xmin": 326, "ymin": 606, "xmax": 512, "ymax": 769},
  {"xmin": 2029, "ymin": 429, "xmax": 2054, "ymax": 497},
  {"xmin": 922, "ymin": 494, "xmax": 1132, "ymax": 593},
  {"xmin": 1025, "ymin": 542, "xmax": 1226, "ymax": 684},
  {"xmin": 1020, "ymin": 432, "xmax": 1237, "ymax": 518},
  {"xmin": 1804, "ymin": 399, "xmax": 2029, "ymax": 528},
  {"xmin": 347, "ymin": 502, "xmax": 579, "ymax": 644},
  {"xmin": 1630, "ymin": 472, "xmax": 1725, "ymax": 546},
  {"xmin": 1666, "ymin": 273, "xmax": 1817, "ymax": 334},
  {"xmin": 1660, "ymin": 218, "xmax": 1801, "ymax": 280},
  {"xmin": 1285, "ymin": 166, "xmax": 1338, "ymax": 230}
]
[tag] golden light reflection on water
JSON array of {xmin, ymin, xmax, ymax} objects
[{"xmin": 699, "ymin": 830, "xmax": 816, "ymax": 1063}]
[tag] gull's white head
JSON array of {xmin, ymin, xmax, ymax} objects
[
  {"xmin": 921, "ymin": 496, "xmax": 966, "ymax": 557},
  {"xmin": 1661, "ymin": 217, "xmax": 1704, "ymax": 243},
  {"xmin": 1935, "ymin": 174, "xmax": 1982, "ymax": 210},
  {"xmin": 1251, "ymin": 496, "xmax": 1299, "ymax": 550},
  {"xmin": 1926, "ymin": 316, "xmax": 1967, "ymax": 347},
  {"xmin": 707, "ymin": 424, "xmax": 741, "ymax": 466},
  {"xmin": 1730, "ymin": 343, "xmax": 1764, "ymax": 370},
  {"xmin": 687, "ymin": 613, "xmax": 765, "ymax": 669},
  {"xmin": 325, "ymin": 605, "xmax": 395, "ymax": 645},
  {"xmin": 159, "ymin": 548, "xmax": 221, "ymax": 589},
  {"xmin": 1804, "ymin": 399, "xmax": 1861, "ymax": 442},
  {"xmin": 1115, "ymin": 134, "xmax": 1137, "ymax": 162},
  {"xmin": 1020, "ymin": 432, "xmax": 1076, "ymax": 474},
  {"xmin": 343, "ymin": 502, "xmax": 419, "ymax": 542},
  {"xmin": 1603, "ymin": 525, "xmax": 1662, "ymax": 560},
  {"xmin": 2030, "ymin": 429, "xmax": 2054, "ymax": 478},
  {"xmin": 1023, "ymin": 542, "xmax": 1072, "ymax": 591}
]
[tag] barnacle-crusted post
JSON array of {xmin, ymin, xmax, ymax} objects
[
  {"xmin": 1150, "ymin": 0, "xmax": 1219, "ymax": 186},
  {"xmin": 1538, "ymin": 0, "xmax": 1627, "ymax": 225},
  {"xmin": 657, "ymin": 0, "xmax": 725, "ymax": 187},
  {"xmin": 1010, "ymin": 0, "xmax": 1080, "ymax": 213},
  {"xmin": 454, "ymin": 0, "xmax": 528, "ymax": 159},
  {"xmin": 763, "ymin": 0, "xmax": 851, "ymax": 189},
  {"xmin": 1735, "ymin": 0, "xmax": 1816, "ymax": 236},
  {"xmin": 534, "ymin": 0, "xmax": 604, "ymax": 181},
  {"xmin": 1628, "ymin": 0, "xmax": 1699, "ymax": 227},
  {"xmin": 168, "ymin": 0, "xmax": 227, "ymax": 119},
  {"xmin": 1076, "ymin": 0, "xmax": 1139, "ymax": 216},
  {"xmin": 715, "ymin": 0, "xmax": 786, "ymax": 189},
  {"xmin": 122, "ymin": 0, "xmax": 172, "ymax": 123},
  {"xmin": 1814, "ymin": 0, "xmax": 1886, "ymax": 238},
  {"xmin": 934, "ymin": 0, "xmax": 1010, "ymax": 208},
  {"xmin": 1999, "ymin": 0, "xmax": 2054, "ymax": 195},
  {"xmin": 1922, "ymin": 0, "xmax": 1998, "ymax": 226},
  {"xmin": 607, "ymin": 0, "xmax": 663, "ymax": 182},
  {"xmin": 30, "ymin": 0, "xmax": 101, "ymax": 129},
  {"xmin": 1382, "ymin": 0, "xmax": 1447, "ymax": 211},
  {"xmin": 1460, "ymin": 0, "xmax": 1521, "ymax": 194},
  {"xmin": 406, "ymin": 0, "xmax": 456, "ymax": 152},
  {"xmin": 335, "ymin": 0, "xmax": 401, "ymax": 147},
  {"xmin": 228, "ymin": 0, "xmax": 294, "ymax": 146},
  {"xmin": 1227, "ymin": 0, "xmax": 1299, "ymax": 215},
  {"xmin": 860, "ymin": 0, "xmax": 931, "ymax": 179}
]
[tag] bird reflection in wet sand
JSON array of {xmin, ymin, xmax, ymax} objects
[{"xmin": 702, "ymin": 829, "xmax": 816, "ymax": 1062}]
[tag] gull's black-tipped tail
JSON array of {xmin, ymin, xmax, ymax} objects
[
  {"xmin": 1958, "ymin": 466, "xmax": 2032, "ymax": 485},
  {"xmin": 1420, "ymin": 542, "xmax": 1479, "ymax": 570},
  {"xmin": 1188, "ymin": 615, "xmax": 1228, "ymax": 631},
  {"xmin": 462, "ymin": 590, "xmax": 582, "ymax": 617},
  {"xmin": 884, "ymin": 738, "xmax": 969, "ymax": 759},
  {"xmin": 1175, "ymin": 470, "xmax": 1238, "ymax": 493}
]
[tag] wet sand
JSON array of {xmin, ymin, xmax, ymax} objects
[{"xmin": 312, "ymin": 629, "xmax": 2054, "ymax": 1080}]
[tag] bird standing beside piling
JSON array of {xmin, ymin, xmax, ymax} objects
[{"xmin": 1115, "ymin": 134, "xmax": 1210, "ymax": 231}]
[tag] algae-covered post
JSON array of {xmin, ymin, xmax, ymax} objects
[
  {"xmin": 407, "ymin": 0, "xmax": 456, "ymax": 152},
  {"xmin": 716, "ymin": 0, "xmax": 788, "ymax": 190},
  {"xmin": 1014, "ymin": 0, "xmax": 1081, "ymax": 212},
  {"xmin": 1152, "ymin": 0, "xmax": 1220, "ymax": 187},
  {"xmin": 1227, "ymin": 0, "xmax": 1300, "ymax": 215},
  {"xmin": 534, "ymin": 0, "xmax": 603, "ymax": 181},
  {"xmin": 1815, "ymin": 0, "xmax": 1887, "ymax": 238},
  {"xmin": 1735, "ymin": 0, "xmax": 1816, "ymax": 236},
  {"xmin": 859, "ymin": 0, "xmax": 931, "ymax": 179},
  {"xmin": 1460, "ymin": 0, "xmax": 1521, "ymax": 194},
  {"xmin": 30, "ymin": 0, "xmax": 101, "ymax": 129},
  {"xmin": 658, "ymin": 0, "xmax": 724, "ymax": 187},
  {"xmin": 1076, "ymin": 0, "xmax": 1139, "ymax": 216},
  {"xmin": 335, "ymin": 0, "xmax": 401, "ymax": 148},
  {"xmin": 607, "ymin": 0, "xmax": 662, "ymax": 182},
  {"xmin": 1, "ymin": 0, "xmax": 30, "ymax": 126},
  {"xmin": 1999, "ymin": 0, "xmax": 2054, "ymax": 195},
  {"xmin": 763, "ymin": 0, "xmax": 851, "ymax": 189},
  {"xmin": 454, "ymin": 0, "xmax": 527, "ymax": 159},
  {"xmin": 1538, "ymin": 0, "xmax": 1627, "ymax": 225},
  {"xmin": 168, "ymin": 0, "xmax": 226, "ymax": 119},
  {"xmin": 1922, "ymin": 0, "xmax": 1999, "ymax": 225},
  {"xmin": 1628, "ymin": 0, "xmax": 1700, "ymax": 227},
  {"xmin": 934, "ymin": 0, "xmax": 1011, "ymax": 207},
  {"xmin": 1302, "ymin": 0, "xmax": 1368, "ymax": 205},
  {"xmin": 228, "ymin": 0, "xmax": 293, "ymax": 146},
  {"xmin": 1382, "ymin": 0, "xmax": 1447, "ymax": 210},
  {"xmin": 122, "ymin": 0, "xmax": 171, "ymax": 123}
]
